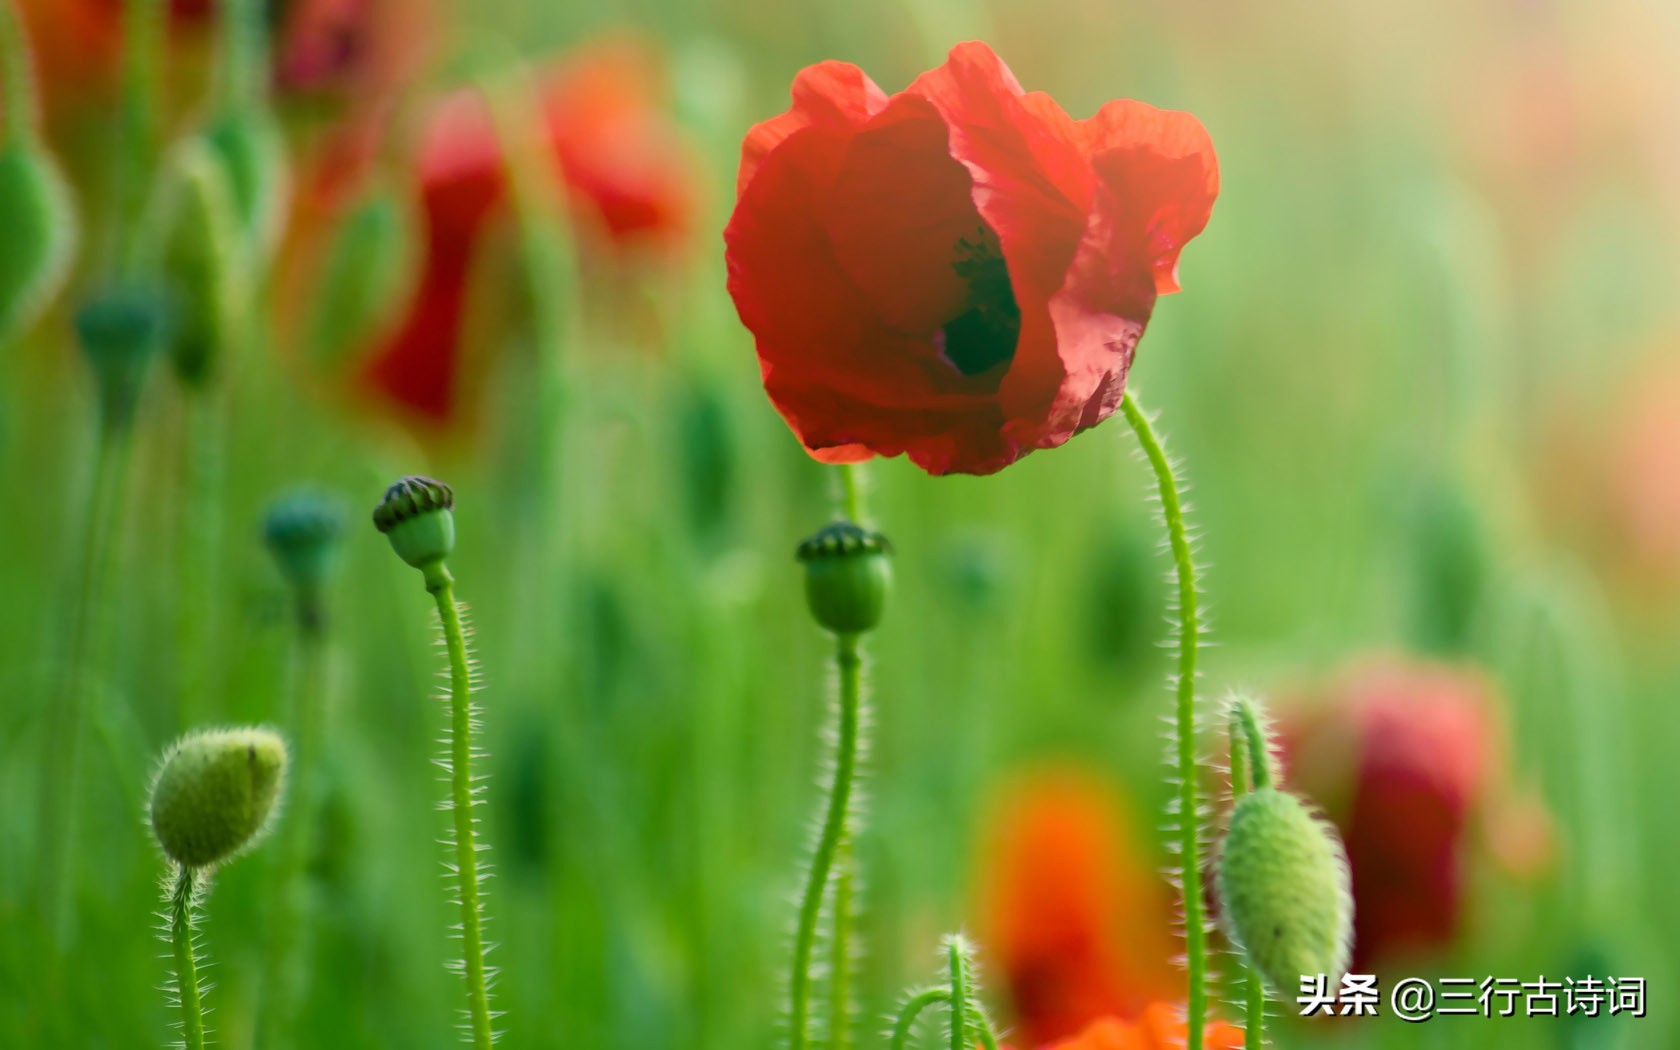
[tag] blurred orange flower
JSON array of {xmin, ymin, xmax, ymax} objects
[
  {"xmin": 1280, "ymin": 657, "xmax": 1550, "ymax": 973},
  {"xmin": 353, "ymin": 37, "xmax": 696, "ymax": 426},
  {"xmin": 976, "ymin": 768, "xmax": 1182, "ymax": 1049}
]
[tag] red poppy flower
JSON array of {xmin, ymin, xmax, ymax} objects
[
  {"xmin": 1033, "ymin": 1006, "xmax": 1244, "ymax": 1050},
  {"xmin": 355, "ymin": 40, "xmax": 696, "ymax": 426},
  {"xmin": 976, "ymin": 769, "xmax": 1183, "ymax": 1049},
  {"xmin": 724, "ymin": 41, "xmax": 1218, "ymax": 476},
  {"xmin": 1280, "ymin": 658, "xmax": 1551, "ymax": 972}
]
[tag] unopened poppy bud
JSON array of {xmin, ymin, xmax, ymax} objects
[
  {"xmin": 304, "ymin": 190, "xmax": 409, "ymax": 370},
  {"xmin": 372, "ymin": 475, "xmax": 456, "ymax": 569},
  {"xmin": 795, "ymin": 520, "xmax": 892, "ymax": 635},
  {"xmin": 1216, "ymin": 787, "xmax": 1353, "ymax": 994},
  {"xmin": 148, "ymin": 727, "xmax": 288, "ymax": 869},
  {"xmin": 264, "ymin": 490, "xmax": 344, "ymax": 630},
  {"xmin": 0, "ymin": 142, "xmax": 77, "ymax": 344},
  {"xmin": 75, "ymin": 285, "xmax": 171, "ymax": 433},
  {"xmin": 206, "ymin": 112, "xmax": 288, "ymax": 262},
  {"xmin": 157, "ymin": 139, "xmax": 245, "ymax": 386}
]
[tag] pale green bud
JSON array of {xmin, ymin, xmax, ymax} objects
[{"xmin": 148, "ymin": 727, "xmax": 288, "ymax": 869}]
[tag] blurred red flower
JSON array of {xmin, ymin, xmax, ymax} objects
[
  {"xmin": 1280, "ymin": 658, "xmax": 1551, "ymax": 973},
  {"xmin": 356, "ymin": 39, "xmax": 696, "ymax": 426},
  {"xmin": 1031, "ymin": 1006, "xmax": 1244, "ymax": 1050},
  {"xmin": 976, "ymin": 769, "xmax": 1184, "ymax": 1049},
  {"xmin": 724, "ymin": 41, "xmax": 1217, "ymax": 476}
]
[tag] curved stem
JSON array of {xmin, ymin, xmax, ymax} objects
[
  {"xmin": 169, "ymin": 865, "xmax": 206, "ymax": 1050},
  {"xmin": 889, "ymin": 989, "xmax": 950, "ymax": 1050},
  {"xmin": 829, "ymin": 837, "xmax": 855, "ymax": 1050},
  {"xmin": 424, "ymin": 561, "xmax": 495, "ymax": 1050},
  {"xmin": 788, "ymin": 632, "xmax": 862, "ymax": 1050},
  {"xmin": 0, "ymin": 0, "xmax": 38, "ymax": 142},
  {"xmin": 1120, "ymin": 391, "xmax": 1207, "ymax": 1049}
]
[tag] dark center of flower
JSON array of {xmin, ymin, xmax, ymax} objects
[{"xmin": 937, "ymin": 226, "xmax": 1020, "ymax": 377}]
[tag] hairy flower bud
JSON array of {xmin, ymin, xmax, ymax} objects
[
  {"xmin": 372, "ymin": 475, "xmax": 456, "ymax": 569},
  {"xmin": 149, "ymin": 727, "xmax": 288, "ymax": 869},
  {"xmin": 157, "ymin": 139, "xmax": 245, "ymax": 387},
  {"xmin": 795, "ymin": 520, "xmax": 892, "ymax": 635},
  {"xmin": 0, "ymin": 142, "xmax": 77, "ymax": 345},
  {"xmin": 1216, "ymin": 787, "xmax": 1353, "ymax": 993}
]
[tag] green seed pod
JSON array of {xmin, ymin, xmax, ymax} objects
[
  {"xmin": 149, "ymin": 727, "xmax": 288, "ymax": 869},
  {"xmin": 74, "ymin": 285, "xmax": 171, "ymax": 433},
  {"xmin": 1216, "ymin": 787, "xmax": 1353, "ymax": 993},
  {"xmin": 795, "ymin": 520, "xmax": 892, "ymax": 635},
  {"xmin": 0, "ymin": 141, "xmax": 77, "ymax": 345},
  {"xmin": 156, "ymin": 139, "xmax": 246, "ymax": 386},
  {"xmin": 264, "ymin": 489, "xmax": 345, "ymax": 589},
  {"xmin": 204, "ymin": 111, "xmax": 288, "ymax": 263},
  {"xmin": 303, "ymin": 189, "xmax": 410, "ymax": 371},
  {"xmin": 372, "ymin": 475, "xmax": 456, "ymax": 569}
]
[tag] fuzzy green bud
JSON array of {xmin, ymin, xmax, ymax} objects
[
  {"xmin": 264, "ymin": 489, "xmax": 344, "ymax": 630},
  {"xmin": 0, "ymin": 142, "xmax": 76, "ymax": 345},
  {"xmin": 795, "ymin": 520, "xmax": 892, "ymax": 635},
  {"xmin": 148, "ymin": 727, "xmax": 288, "ymax": 869},
  {"xmin": 75, "ymin": 285, "xmax": 171, "ymax": 433},
  {"xmin": 1216, "ymin": 787, "xmax": 1353, "ymax": 993},
  {"xmin": 205, "ymin": 111, "xmax": 288, "ymax": 263},
  {"xmin": 372, "ymin": 475, "xmax": 456, "ymax": 570}
]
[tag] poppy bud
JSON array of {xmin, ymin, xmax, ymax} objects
[
  {"xmin": 74, "ymin": 285, "xmax": 172, "ymax": 433},
  {"xmin": 302, "ymin": 189, "xmax": 410, "ymax": 370},
  {"xmin": 263, "ymin": 489, "xmax": 344, "ymax": 629},
  {"xmin": 205, "ymin": 112, "xmax": 289, "ymax": 262},
  {"xmin": 372, "ymin": 475, "xmax": 455, "ymax": 569},
  {"xmin": 795, "ymin": 520, "xmax": 892, "ymax": 635},
  {"xmin": 0, "ymin": 142, "xmax": 77, "ymax": 344},
  {"xmin": 1216, "ymin": 787, "xmax": 1353, "ymax": 994},
  {"xmin": 156, "ymin": 139, "xmax": 245, "ymax": 386},
  {"xmin": 148, "ymin": 727, "xmax": 288, "ymax": 869}
]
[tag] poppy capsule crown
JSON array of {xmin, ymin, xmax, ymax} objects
[
  {"xmin": 148, "ymin": 727, "xmax": 288, "ymax": 870},
  {"xmin": 796, "ymin": 520, "xmax": 892, "ymax": 635},
  {"xmin": 372, "ymin": 475, "xmax": 455, "ymax": 569},
  {"xmin": 264, "ymin": 489, "xmax": 345, "ymax": 592},
  {"xmin": 1216, "ymin": 787, "xmax": 1354, "ymax": 994}
]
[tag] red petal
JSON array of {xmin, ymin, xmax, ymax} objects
[{"xmin": 737, "ymin": 61, "xmax": 887, "ymax": 198}]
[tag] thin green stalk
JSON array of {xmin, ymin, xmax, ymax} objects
[
  {"xmin": 168, "ymin": 865, "xmax": 206, "ymax": 1050},
  {"xmin": 1120, "ymin": 390, "xmax": 1207, "ymax": 1049},
  {"xmin": 117, "ymin": 0, "xmax": 165, "ymax": 273},
  {"xmin": 0, "ymin": 0, "xmax": 38, "ymax": 142},
  {"xmin": 838, "ymin": 463, "xmax": 863, "ymax": 523},
  {"xmin": 176, "ymin": 393, "xmax": 224, "ymax": 729},
  {"xmin": 1228, "ymin": 702, "xmax": 1267, "ymax": 1048},
  {"xmin": 788, "ymin": 632, "xmax": 862, "ymax": 1050},
  {"xmin": 829, "ymin": 837, "xmax": 855, "ymax": 1050},
  {"xmin": 214, "ymin": 0, "xmax": 265, "ymax": 113},
  {"xmin": 37, "ymin": 427, "xmax": 134, "ymax": 943},
  {"xmin": 259, "ymin": 621, "xmax": 328, "ymax": 1049},
  {"xmin": 423, "ymin": 561, "xmax": 495, "ymax": 1050},
  {"xmin": 946, "ymin": 939, "xmax": 969, "ymax": 1050}
]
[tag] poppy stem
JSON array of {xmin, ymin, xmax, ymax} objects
[
  {"xmin": 888, "ymin": 989, "xmax": 950, "ymax": 1050},
  {"xmin": 788, "ymin": 631, "xmax": 861, "ymax": 1050},
  {"xmin": 1119, "ymin": 391, "xmax": 1209, "ymax": 1050},
  {"xmin": 838, "ymin": 463, "xmax": 864, "ymax": 523},
  {"xmin": 0, "ymin": 0, "xmax": 39, "ymax": 143},
  {"xmin": 1227, "ymin": 699, "xmax": 1268, "ymax": 1047},
  {"xmin": 166, "ymin": 864, "xmax": 207, "ymax": 1050},
  {"xmin": 117, "ymin": 0, "xmax": 166, "ymax": 274},
  {"xmin": 214, "ymin": 0, "xmax": 266, "ymax": 113},
  {"xmin": 423, "ymin": 560, "xmax": 497, "ymax": 1050}
]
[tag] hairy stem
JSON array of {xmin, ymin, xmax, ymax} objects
[
  {"xmin": 889, "ymin": 989, "xmax": 950, "ymax": 1050},
  {"xmin": 946, "ymin": 940, "xmax": 970, "ymax": 1050},
  {"xmin": 829, "ymin": 837, "xmax": 855, "ymax": 1050},
  {"xmin": 168, "ymin": 865, "xmax": 206, "ymax": 1050},
  {"xmin": 788, "ymin": 632, "xmax": 862, "ymax": 1050},
  {"xmin": 1120, "ymin": 391, "xmax": 1207, "ymax": 1049},
  {"xmin": 1228, "ymin": 703, "xmax": 1266, "ymax": 1047},
  {"xmin": 37, "ymin": 427, "xmax": 133, "ymax": 944},
  {"xmin": 424, "ymin": 561, "xmax": 495, "ymax": 1049},
  {"xmin": 0, "ymin": 0, "xmax": 38, "ymax": 141}
]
